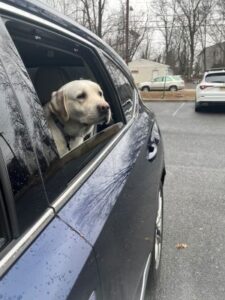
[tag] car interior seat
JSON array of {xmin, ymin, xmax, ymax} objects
[{"xmin": 33, "ymin": 66, "xmax": 70, "ymax": 105}]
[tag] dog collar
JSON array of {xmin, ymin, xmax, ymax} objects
[{"xmin": 52, "ymin": 114, "xmax": 71, "ymax": 150}]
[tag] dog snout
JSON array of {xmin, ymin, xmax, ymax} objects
[{"xmin": 97, "ymin": 103, "xmax": 110, "ymax": 114}]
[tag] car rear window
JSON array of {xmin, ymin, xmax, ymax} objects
[{"xmin": 205, "ymin": 73, "xmax": 225, "ymax": 83}]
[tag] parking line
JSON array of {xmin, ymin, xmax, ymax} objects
[{"xmin": 172, "ymin": 103, "xmax": 185, "ymax": 117}]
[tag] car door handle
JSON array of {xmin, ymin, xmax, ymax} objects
[{"xmin": 148, "ymin": 143, "xmax": 158, "ymax": 161}]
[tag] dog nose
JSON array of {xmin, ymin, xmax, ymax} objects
[{"xmin": 97, "ymin": 103, "xmax": 110, "ymax": 113}]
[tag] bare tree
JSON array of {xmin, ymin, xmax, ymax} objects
[
  {"xmin": 172, "ymin": 0, "xmax": 215, "ymax": 78},
  {"xmin": 104, "ymin": 2, "xmax": 150, "ymax": 62},
  {"xmin": 40, "ymin": 0, "xmax": 108, "ymax": 37},
  {"xmin": 140, "ymin": 29, "xmax": 156, "ymax": 60},
  {"xmin": 207, "ymin": 0, "xmax": 225, "ymax": 67},
  {"xmin": 152, "ymin": 0, "xmax": 177, "ymax": 65},
  {"xmin": 39, "ymin": 0, "xmax": 154, "ymax": 63},
  {"xmin": 42, "ymin": 0, "xmax": 82, "ymax": 19}
]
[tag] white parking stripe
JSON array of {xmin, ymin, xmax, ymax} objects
[{"xmin": 172, "ymin": 103, "xmax": 185, "ymax": 117}]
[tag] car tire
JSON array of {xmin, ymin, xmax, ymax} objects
[
  {"xmin": 195, "ymin": 102, "xmax": 201, "ymax": 112},
  {"xmin": 169, "ymin": 85, "xmax": 178, "ymax": 91},
  {"xmin": 141, "ymin": 86, "xmax": 150, "ymax": 92},
  {"xmin": 144, "ymin": 185, "xmax": 163, "ymax": 299}
]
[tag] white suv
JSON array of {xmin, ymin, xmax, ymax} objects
[{"xmin": 195, "ymin": 69, "xmax": 225, "ymax": 112}]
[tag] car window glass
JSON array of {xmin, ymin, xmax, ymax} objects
[
  {"xmin": 4, "ymin": 19, "xmax": 123, "ymax": 204},
  {"xmin": 101, "ymin": 55, "xmax": 134, "ymax": 121},
  {"xmin": 205, "ymin": 73, "xmax": 225, "ymax": 83},
  {"xmin": 0, "ymin": 57, "xmax": 48, "ymax": 234}
]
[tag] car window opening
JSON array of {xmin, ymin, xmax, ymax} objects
[{"xmin": 5, "ymin": 19, "xmax": 123, "ymax": 158}]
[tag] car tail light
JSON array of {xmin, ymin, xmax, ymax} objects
[{"xmin": 200, "ymin": 85, "xmax": 213, "ymax": 90}]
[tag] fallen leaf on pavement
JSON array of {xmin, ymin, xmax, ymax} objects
[{"xmin": 176, "ymin": 243, "xmax": 188, "ymax": 250}]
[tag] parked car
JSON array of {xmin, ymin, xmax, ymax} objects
[
  {"xmin": 0, "ymin": 1, "xmax": 165, "ymax": 299},
  {"xmin": 139, "ymin": 75, "xmax": 185, "ymax": 92},
  {"xmin": 195, "ymin": 69, "xmax": 225, "ymax": 112}
]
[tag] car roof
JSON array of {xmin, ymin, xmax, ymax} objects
[
  {"xmin": 0, "ymin": 0, "xmax": 130, "ymax": 77},
  {"xmin": 205, "ymin": 69, "xmax": 225, "ymax": 75}
]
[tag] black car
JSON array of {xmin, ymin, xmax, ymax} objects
[{"xmin": 0, "ymin": 1, "xmax": 166, "ymax": 299}]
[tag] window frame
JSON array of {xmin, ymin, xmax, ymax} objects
[
  {"xmin": 2, "ymin": 15, "xmax": 132, "ymax": 201},
  {"xmin": 0, "ymin": 4, "xmax": 139, "ymax": 276},
  {"xmin": 0, "ymin": 186, "xmax": 11, "ymax": 253}
]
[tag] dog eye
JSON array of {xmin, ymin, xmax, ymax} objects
[
  {"xmin": 99, "ymin": 91, "xmax": 103, "ymax": 97},
  {"xmin": 77, "ymin": 92, "xmax": 86, "ymax": 100}
]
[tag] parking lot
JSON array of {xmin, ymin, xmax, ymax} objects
[{"xmin": 145, "ymin": 102, "xmax": 225, "ymax": 300}]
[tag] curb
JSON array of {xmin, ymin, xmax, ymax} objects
[{"xmin": 142, "ymin": 99, "xmax": 195, "ymax": 102}]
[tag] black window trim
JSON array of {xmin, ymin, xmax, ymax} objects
[
  {"xmin": 0, "ymin": 3, "xmax": 139, "ymax": 276},
  {"xmin": 0, "ymin": 129, "xmax": 19, "ymax": 241},
  {"xmin": 0, "ymin": 185, "xmax": 11, "ymax": 250}
]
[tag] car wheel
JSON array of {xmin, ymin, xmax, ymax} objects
[
  {"xmin": 169, "ymin": 85, "xmax": 178, "ymax": 91},
  {"xmin": 141, "ymin": 86, "xmax": 150, "ymax": 92},
  {"xmin": 195, "ymin": 102, "xmax": 201, "ymax": 112},
  {"xmin": 144, "ymin": 186, "xmax": 163, "ymax": 299}
]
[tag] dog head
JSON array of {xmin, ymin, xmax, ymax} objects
[{"xmin": 49, "ymin": 80, "xmax": 111, "ymax": 125}]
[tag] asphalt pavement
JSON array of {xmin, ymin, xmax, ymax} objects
[{"xmin": 144, "ymin": 102, "xmax": 225, "ymax": 300}]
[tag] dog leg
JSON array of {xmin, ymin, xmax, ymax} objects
[{"xmin": 69, "ymin": 136, "xmax": 84, "ymax": 150}]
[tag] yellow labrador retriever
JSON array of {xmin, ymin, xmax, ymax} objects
[{"xmin": 44, "ymin": 80, "xmax": 111, "ymax": 156}]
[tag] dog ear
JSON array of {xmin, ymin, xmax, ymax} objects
[{"xmin": 49, "ymin": 90, "xmax": 69, "ymax": 122}]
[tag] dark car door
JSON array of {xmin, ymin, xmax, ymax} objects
[
  {"xmin": 93, "ymin": 55, "xmax": 165, "ymax": 299},
  {"xmin": 58, "ymin": 56, "xmax": 165, "ymax": 299}
]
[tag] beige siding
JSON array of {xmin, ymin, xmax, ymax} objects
[{"xmin": 128, "ymin": 60, "xmax": 170, "ymax": 84}]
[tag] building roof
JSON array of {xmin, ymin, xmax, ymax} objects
[{"xmin": 198, "ymin": 41, "xmax": 225, "ymax": 57}]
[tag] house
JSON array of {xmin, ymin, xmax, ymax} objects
[
  {"xmin": 128, "ymin": 59, "xmax": 172, "ymax": 84},
  {"xmin": 198, "ymin": 42, "xmax": 225, "ymax": 73}
]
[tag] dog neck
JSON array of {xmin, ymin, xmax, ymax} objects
[
  {"xmin": 52, "ymin": 113, "xmax": 92, "ymax": 139},
  {"xmin": 63, "ymin": 120, "xmax": 91, "ymax": 137},
  {"xmin": 50, "ymin": 114, "xmax": 71, "ymax": 150}
]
